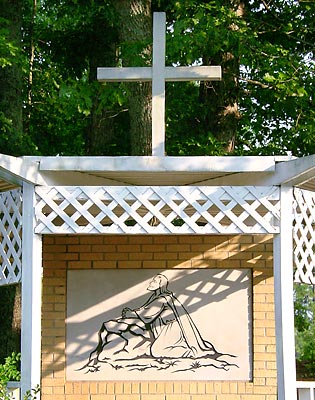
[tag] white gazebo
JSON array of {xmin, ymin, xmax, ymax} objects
[{"xmin": 1, "ymin": 152, "xmax": 315, "ymax": 399}]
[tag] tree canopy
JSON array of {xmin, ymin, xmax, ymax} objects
[{"xmin": 0, "ymin": 0, "xmax": 314, "ymax": 157}]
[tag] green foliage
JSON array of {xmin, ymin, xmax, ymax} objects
[
  {"xmin": 1, "ymin": 0, "xmax": 313, "ymax": 157},
  {"xmin": 0, "ymin": 384, "xmax": 10, "ymax": 400},
  {"xmin": 0, "ymin": 353, "xmax": 39, "ymax": 400},
  {"xmin": 0, "ymin": 18, "xmax": 19, "ymax": 68},
  {"xmin": 158, "ymin": 0, "xmax": 315, "ymax": 156},
  {"xmin": 0, "ymin": 352, "xmax": 21, "ymax": 384},
  {"xmin": 237, "ymin": 0, "xmax": 315, "ymax": 156},
  {"xmin": 23, "ymin": 385, "xmax": 40, "ymax": 400},
  {"xmin": 0, "ymin": 352, "xmax": 21, "ymax": 400},
  {"xmin": 294, "ymin": 284, "xmax": 315, "ymax": 378},
  {"xmin": 26, "ymin": 67, "xmax": 89, "ymax": 156},
  {"xmin": 165, "ymin": 82, "xmax": 227, "ymax": 155},
  {"xmin": 0, "ymin": 383, "xmax": 40, "ymax": 400}
]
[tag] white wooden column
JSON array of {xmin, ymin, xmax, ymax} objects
[
  {"xmin": 21, "ymin": 182, "xmax": 42, "ymax": 398},
  {"xmin": 152, "ymin": 12, "xmax": 166, "ymax": 156},
  {"xmin": 274, "ymin": 185, "xmax": 297, "ymax": 400}
]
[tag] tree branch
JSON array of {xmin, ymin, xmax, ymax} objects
[{"xmin": 239, "ymin": 77, "xmax": 271, "ymax": 89}]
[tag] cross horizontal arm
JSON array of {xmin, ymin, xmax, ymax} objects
[
  {"xmin": 97, "ymin": 67, "xmax": 152, "ymax": 82},
  {"xmin": 97, "ymin": 66, "xmax": 221, "ymax": 83},
  {"xmin": 164, "ymin": 66, "xmax": 221, "ymax": 81}
]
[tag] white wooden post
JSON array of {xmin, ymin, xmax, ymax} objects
[
  {"xmin": 21, "ymin": 182, "xmax": 42, "ymax": 398},
  {"xmin": 98, "ymin": 12, "xmax": 221, "ymax": 156},
  {"xmin": 152, "ymin": 12, "xmax": 166, "ymax": 156},
  {"xmin": 274, "ymin": 185, "xmax": 297, "ymax": 400}
]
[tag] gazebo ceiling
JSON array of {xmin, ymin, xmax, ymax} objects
[
  {"xmin": 0, "ymin": 179, "xmax": 18, "ymax": 192},
  {"xmin": 0, "ymin": 153, "xmax": 315, "ymax": 191}
]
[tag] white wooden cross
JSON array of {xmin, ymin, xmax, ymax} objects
[{"xmin": 97, "ymin": 12, "xmax": 222, "ymax": 156}]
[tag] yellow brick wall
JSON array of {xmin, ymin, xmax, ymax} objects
[{"xmin": 41, "ymin": 234, "xmax": 277, "ymax": 400}]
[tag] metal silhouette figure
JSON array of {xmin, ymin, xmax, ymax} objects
[{"xmin": 79, "ymin": 274, "xmax": 237, "ymax": 374}]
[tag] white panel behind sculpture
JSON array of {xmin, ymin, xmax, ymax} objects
[{"xmin": 66, "ymin": 269, "xmax": 252, "ymax": 381}]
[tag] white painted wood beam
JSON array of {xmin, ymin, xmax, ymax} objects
[
  {"xmin": 38, "ymin": 155, "xmax": 279, "ymax": 172},
  {"xmin": 21, "ymin": 182, "xmax": 42, "ymax": 399},
  {"xmin": 274, "ymin": 186, "xmax": 297, "ymax": 400},
  {"xmin": 164, "ymin": 66, "xmax": 221, "ymax": 81},
  {"xmin": 6, "ymin": 152, "xmax": 315, "ymax": 188},
  {"xmin": 152, "ymin": 12, "xmax": 166, "ymax": 157},
  {"xmin": 0, "ymin": 154, "xmax": 47, "ymax": 186},
  {"xmin": 271, "ymin": 154, "xmax": 315, "ymax": 187},
  {"xmin": 97, "ymin": 66, "xmax": 221, "ymax": 82},
  {"xmin": 98, "ymin": 67, "xmax": 152, "ymax": 81},
  {"xmin": 197, "ymin": 155, "xmax": 315, "ymax": 187}
]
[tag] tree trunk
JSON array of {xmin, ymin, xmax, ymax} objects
[
  {"xmin": 200, "ymin": 52, "xmax": 240, "ymax": 153},
  {"xmin": 85, "ymin": 37, "xmax": 122, "ymax": 156},
  {"xmin": 0, "ymin": 284, "xmax": 21, "ymax": 363},
  {"xmin": 199, "ymin": 1, "xmax": 244, "ymax": 153},
  {"xmin": 114, "ymin": 0, "xmax": 152, "ymax": 155},
  {"xmin": 0, "ymin": 0, "xmax": 23, "ymax": 155}
]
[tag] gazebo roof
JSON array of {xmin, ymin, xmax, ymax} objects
[
  {"xmin": 1, "ymin": 153, "xmax": 315, "ymax": 191},
  {"xmin": 0, "ymin": 154, "xmax": 315, "ymax": 191}
]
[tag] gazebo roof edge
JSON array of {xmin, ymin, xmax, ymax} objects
[
  {"xmin": 0, "ymin": 153, "xmax": 47, "ymax": 190},
  {"xmin": 32, "ymin": 155, "xmax": 289, "ymax": 173},
  {"xmin": 1, "ymin": 153, "xmax": 315, "ymax": 190}
]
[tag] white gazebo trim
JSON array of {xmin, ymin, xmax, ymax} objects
[
  {"xmin": 34, "ymin": 185, "xmax": 280, "ymax": 234},
  {"xmin": 201, "ymin": 154, "xmax": 315, "ymax": 188},
  {"xmin": 293, "ymin": 187, "xmax": 315, "ymax": 284},
  {"xmin": 274, "ymin": 186, "xmax": 297, "ymax": 400},
  {"xmin": 0, "ymin": 189, "xmax": 22, "ymax": 285},
  {"xmin": 37, "ymin": 155, "xmax": 284, "ymax": 172},
  {"xmin": 0, "ymin": 153, "xmax": 46, "ymax": 187},
  {"xmin": 20, "ymin": 182, "xmax": 42, "ymax": 399},
  {"xmin": 0, "ymin": 154, "xmax": 294, "ymax": 187},
  {"xmin": 277, "ymin": 154, "xmax": 315, "ymax": 187},
  {"xmin": 0, "ymin": 155, "xmax": 288, "ymax": 187}
]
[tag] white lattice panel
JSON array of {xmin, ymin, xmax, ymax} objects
[
  {"xmin": 0, "ymin": 189, "xmax": 22, "ymax": 286},
  {"xmin": 293, "ymin": 188, "xmax": 315, "ymax": 284},
  {"xmin": 34, "ymin": 186, "xmax": 280, "ymax": 234}
]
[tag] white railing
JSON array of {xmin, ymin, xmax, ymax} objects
[
  {"xmin": 6, "ymin": 381, "xmax": 20, "ymax": 400},
  {"xmin": 297, "ymin": 381, "xmax": 315, "ymax": 400}
]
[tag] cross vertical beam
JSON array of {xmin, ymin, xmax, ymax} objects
[
  {"xmin": 152, "ymin": 12, "xmax": 166, "ymax": 156},
  {"xmin": 98, "ymin": 12, "xmax": 222, "ymax": 156}
]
